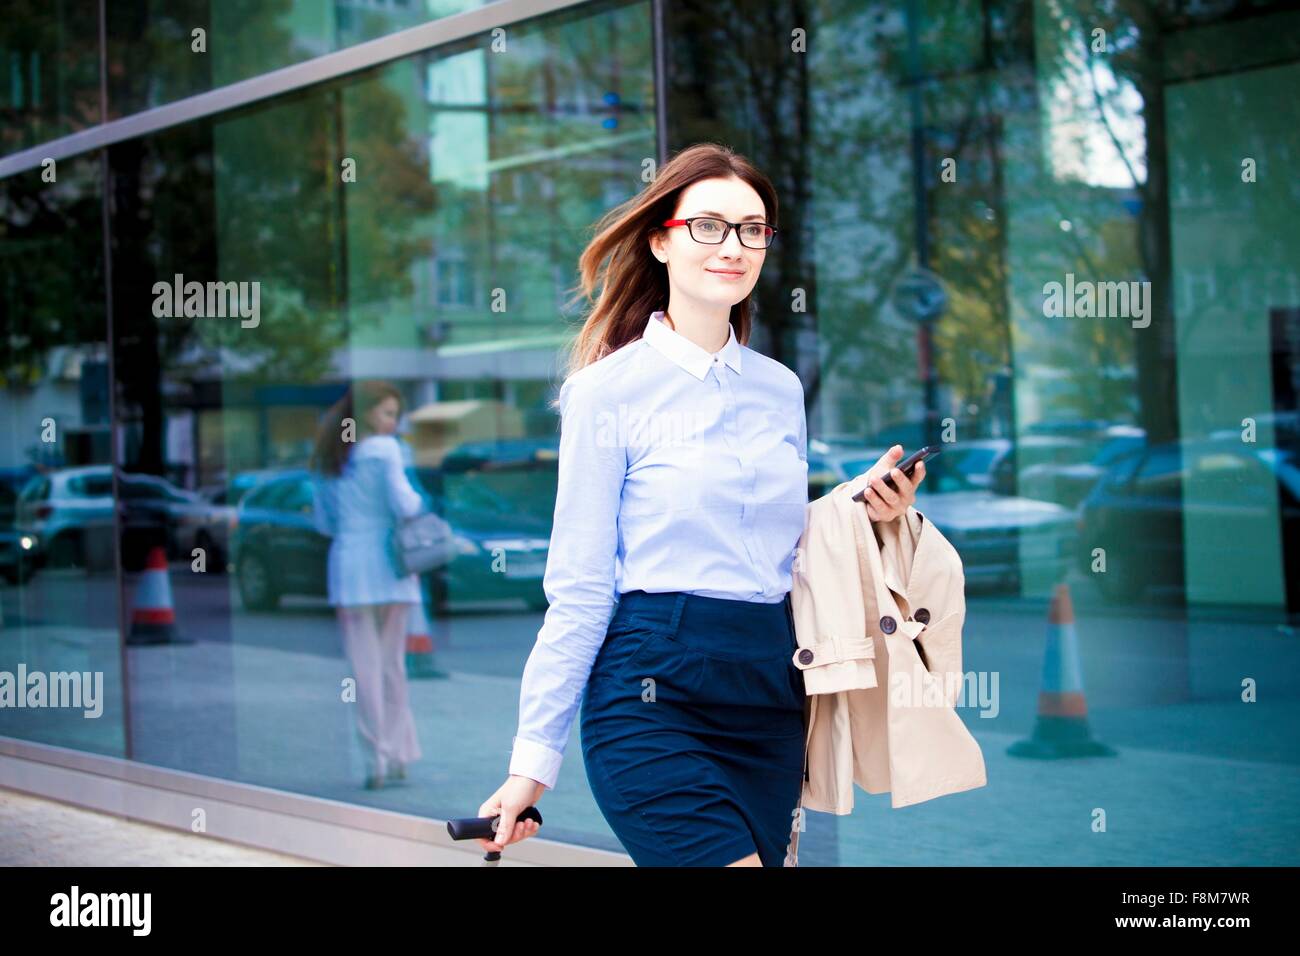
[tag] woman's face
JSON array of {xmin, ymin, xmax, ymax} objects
[
  {"xmin": 365, "ymin": 395, "xmax": 401, "ymax": 436},
  {"xmin": 650, "ymin": 175, "xmax": 768, "ymax": 310}
]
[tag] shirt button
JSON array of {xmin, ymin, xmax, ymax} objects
[
  {"xmin": 914, "ymin": 608, "xmax": 930, "ymax": 625},
  {"xmin": 798, "ymin": 649, "xmax": 815, "ymax": 666},
  {"xmin": 879, "ymin": 615, "xmax": 897, "ymax": 634}
]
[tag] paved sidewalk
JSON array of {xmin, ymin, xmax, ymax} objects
[{"xmin": 0, "ymin": 786, "xmax": 326, "ymax": 866}]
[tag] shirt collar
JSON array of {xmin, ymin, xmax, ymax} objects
[{"xmin": 642, "ymin": 310, "xmax": 743, "ymax": 380}]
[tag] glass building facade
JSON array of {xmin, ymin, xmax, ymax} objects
[{"xmin": 1, "ymin": 0, "xmax": 1297, "ymax": 865}]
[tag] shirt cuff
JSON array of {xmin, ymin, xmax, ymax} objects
[{"xmin": 508, "ymin": 736, "xmax": 563, "ymax": 790}]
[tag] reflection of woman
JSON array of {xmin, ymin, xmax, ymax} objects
[
  {"xmin": 309, "ymin": 380, "xmax": 426, "ymax": 790},
  {"xmin": 478, "ymin": 144, "xmax": 923, "ymax": 865}
]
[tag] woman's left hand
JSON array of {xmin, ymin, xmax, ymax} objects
[{"xmin": 856, "ymin": 444, "xmax": 926, "ymax": 522}]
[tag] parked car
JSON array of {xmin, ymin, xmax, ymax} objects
[
  {"xmin": 1077, "ymin": 438, "xmax": 1300, "ymax": 608},
  {"xmin": 0, "ymin": 481, "xmax": 38, "ymax": 583},
  {"xmin": 834, "ymin": 443, "xmax": 1079, "ymax": 591},
  {"xmin": 412, "ymin": 468, "xmax": 552, "ymax": 612},
  {"xmin": 191, "ymin": 485, "xmax": 244, "ymax": 572},
  {"xmin": 230, "ymin": 467, "xmax": 552, "ymax": 613},
  {"xmin": 230, "ymin": 470, "xmax": 330, "ymax": 610},
  {"xmin": 1018, "ymin": 426, "xmax": 1147, "ymax": 510},
  {"xmin": 14, "ymin": 465, "xmax": 221, "ymax": 571}
]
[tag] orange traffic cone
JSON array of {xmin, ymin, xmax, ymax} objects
[
  {"xmin": 405, "ymin": 601, "xmax": 448, "ymax": 679},
  {"xmin": 1008, "ymin": 582, "xmax": 1114, "ymax": 758},
  {"xmin": 127, "ymin": 546, "xmax": 189, "ymax": 645}
]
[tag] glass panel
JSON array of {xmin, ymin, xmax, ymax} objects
[
  {"xmin": 97, "ymin": 0, "xmax": 653, "ymax": 857},
  {"xmin": 665, "ymin": 0, "xmax": 1300, "ymax": 865},
  {"xmin": 104, "ymin": 0, "xmax": 495, "ymax": 119},
  {"xmin": 0, "ymin": 153, "xmax": 125, "ymax": 755}
]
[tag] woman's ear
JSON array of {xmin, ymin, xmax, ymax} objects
[{"xmin": 648, "ymin": 230, "xmax": 666, "ymax": 264}]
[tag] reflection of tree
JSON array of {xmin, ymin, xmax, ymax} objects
[
  {"xmin": 0, "ymin": 157, "xmax": 106, "ymax": 390},
  {"xmin": 665, "ymin": 0, "xmax": 1008, "ymax": 439},
  {"xmin": 1033, "ymin": 0, "xmax": 1200, "ymax": 443},
  {"xmin": 104, "ymin": 10, "xmax": 434, "ymax": 475},
  {"xmin": 0, "ymin": 2, "xmax": 106, "ymax": 399},
  {"xmin": 665, "ymin": 0, "xmax": 816, "ymax": 375},
  {"xmin": 0, "ymin": 0, "xmax": 102, "ymax": 154},
  {"xmin": 661, "ymin": 0, "xmax": 1238, "ymax": 447}
]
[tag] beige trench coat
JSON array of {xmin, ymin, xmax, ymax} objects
[{"xmin": 783, "ymin": 475, "xmax": 987, "ymax": 865}]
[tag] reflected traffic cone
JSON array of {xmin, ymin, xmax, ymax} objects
[
  {"xmin": 405, "ymin": 601, "xmax": 449, "ymax": 679},
  {"xmin": 127, "ymin": 546, "xmax": 190, "ymax": 645},
  {"xmin": 1008, "ymin": 582, "xmax": 1114, "ymax": 758}
]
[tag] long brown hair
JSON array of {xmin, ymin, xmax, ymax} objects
[
  {"xmin": 555, "ymin": 142, "xmax": 778, "ymax": 398},
  {"xmin": 309, "ymin": 380, "xmax": 406, "ymax": 477}
]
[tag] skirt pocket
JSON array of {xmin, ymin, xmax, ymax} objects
[{"xmin": 592, "ymin": 607, "xmax": 667, "ymax": 683}]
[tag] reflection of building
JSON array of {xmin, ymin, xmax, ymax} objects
[
  {"xmin": 2, "ymin": 0, "xmax": 1298, "ymax": 869},
  {"xmin": 407, "ymin": 399, "xmax": 522, "ymax": 467}
]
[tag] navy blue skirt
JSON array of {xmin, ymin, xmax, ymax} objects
[{"xmin": 580, "ymin": 589, "xmax": 807, "ymax": 866}]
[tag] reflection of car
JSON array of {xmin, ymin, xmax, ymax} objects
[
  {"xmin": 411, "ymin": 468, "xmax": 552, "ymax": 612},
  {"xmin": 1018, "ymin": 426, "xmax": 1146, "ymax": 510},
  {"xmin": 806, "ymin": 440, "xmax": 883, "ymax": 499},
  {"xmin": 986, "ymin": 437, "xmax": 1090, "ymax": 496},
  {"xmin": 835, "ymin": 443, "xmax": 1078, "ymax": 591},
  {"xmin": 230, "ymin": 467, "xmax": 553, "ymax": 613},
  {"xmin": 230, "ymin": 470, "xmax": 330, "ymax": 610},
  {"xmin": 870, "ymin": 432, "xmax": 1145, "ymax": 512},
  {"xmin": 16, "ymin": 466, "xmax": 117, "ymax": 570},
  {"xmin": 191, "ymin": 485, "xmax": 249, "ymax": 572},
  {"xmin": 14, "ymin": 466, "xmax": 222, "ymax": 571},
  {"xmin": 0, "ymin": 481, "xmax": 39, "ymax": 583},
  {"xmin": 0, "ymin": 528, "xmax": 39, "ymax": 583},
  {"xmin": 1207, "ymin": 411, "xmax": 1299, "ymax": 445},
  {"xmin": 1078, "ymin": 439, "xmax": 1300, "ymax": 607},
  {"xmin": 117, "ymin": 472, "xmax": 224, "ymax": 569},
  {"xmin": 912, "ymin": 490, "xmax": 1078, "ymax": 590},
  {"xmin": 437, "ymin": 438, "xmax": 559, "ymax": 528}
]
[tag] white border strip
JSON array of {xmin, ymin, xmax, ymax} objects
[{"xmin": 0, "ymin": 0, "xmax": 593, "ymax": 178}]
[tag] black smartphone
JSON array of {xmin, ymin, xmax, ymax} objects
[{"xmin": 851, "ymin": 444, "xmax": 943, "ymax": 502}]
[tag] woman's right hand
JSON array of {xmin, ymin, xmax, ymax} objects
[{"xmin": 477, "ymin": 775, "xmax": 548, "ymax": 853}]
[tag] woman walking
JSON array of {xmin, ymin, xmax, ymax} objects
[
  {"xmin": 478, "ymin": 144, "xmax": 924, "ymax": 865},
  {"xmin": 310, "ymin": 380, "xmax": 427, "ymax": 790}
]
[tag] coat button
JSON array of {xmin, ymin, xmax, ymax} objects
[
  {"xmin": 879, "ymin": 615, "xmax": 896, "ymax": 634},
  {"xmin": 798, "ymin": 649, "xmax": 814, "ymax": 665},
  {"xmin": 914, "ymin": 607, "xmax": 930, "ymax": 625}
]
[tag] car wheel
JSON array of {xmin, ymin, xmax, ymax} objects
[{"xmin": 237, "ymin": 551, "xmax": 280, "ymax": 611}]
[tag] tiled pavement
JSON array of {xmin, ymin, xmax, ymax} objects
[{"xmin": 0, "ymin": 786, "xmax": 325, "ymax": 866}]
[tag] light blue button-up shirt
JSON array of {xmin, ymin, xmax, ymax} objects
[{"xmin": 508, "ymin": 310, "xmax": 809, "ymax": 789}]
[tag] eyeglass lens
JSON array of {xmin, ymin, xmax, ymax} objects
[{"xmin": 688, "ymin": 218, "xmax": 772, "ymax": 247}]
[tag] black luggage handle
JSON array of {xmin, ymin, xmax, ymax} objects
[{"xmin": 447, "ymin": 806, "xmax": 543, "ymax": 863}]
